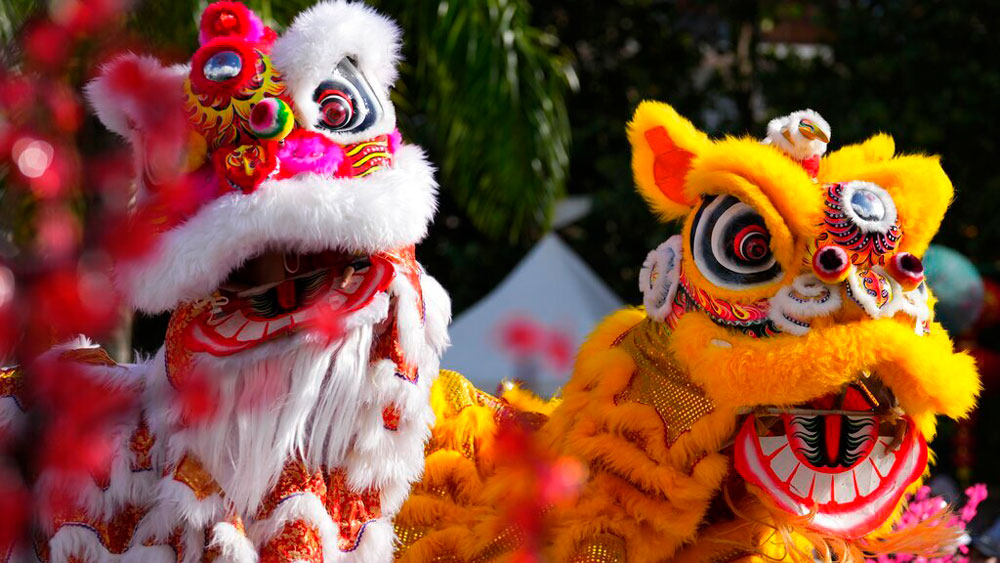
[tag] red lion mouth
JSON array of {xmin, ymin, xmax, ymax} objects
[
  {"xmin": 182, "ymin": 249, "xmax": 395, "ymax": 356},
  {"xmin": 734, "ymin": 380, "xmax": 928, "ymax": 539}
]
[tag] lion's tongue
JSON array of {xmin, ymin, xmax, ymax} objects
[
  {"xmin": 824, "ymin": 414, "xmax": 842, "ymax": 465},
  {"xmin": 276, "ymin": 279, "xmax": 297, "ymax": 310}
]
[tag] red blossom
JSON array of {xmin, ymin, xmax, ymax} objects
[
  {"xmin": 102, "ymin": 208, "xmax": 161, "ymax": 264},
  {"xmin": 498, "ymin": 316, "xmax": 544, "ymax": 358},
  {"xmin": 30, "ymin": 265, "xmax": 120, "ymax": 342},
  {"xmin": 310, "ymin": 302, "xmax": 348, "ymax": 346},
  {"xmin": 23, "ymin": 22, "xmax": 72, "ymax": 71},
  {"xmin": 543, "ymin": 329, "xmax": 574, "ymax": 371},
  {"xmin": 173, "ymin": 368, "xmax": 220, "ymax": 427}
]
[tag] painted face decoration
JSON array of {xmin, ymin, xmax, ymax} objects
[
  {"xmin": 818, "ymin": 181, "xmax": 902, "ymax": 267},
  {"xmin": 212, "ymin": 142, "xmax": 278, "ymax": 193},
  {"xmin": 312, "ymin": 58, "xmax": 384, "ymax": 135}
]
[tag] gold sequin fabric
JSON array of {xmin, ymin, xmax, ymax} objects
[
  {"xmin": 615, "ymin": 319, "xmax": 715, "ymax": 446},
  {"xmin": 394, "ymin": 523, "xmax": 429, "ymax": 557},
  {"xmin": 259, "ymin": 520, "xmax": 323, "ymax": 563},
  {"xmin": 469, "ymin": 524, "xmax": 527, "ymax": 563},
  {"xmin": 326, "ymin": 467, "xmax": 383, "ymax": 551},
  {"xmin": 171, "ymin": 453, "xmax": 221, "ymax": 500},
  {"xmin": 570, "ymin": 532, "xmax": 627, "ymax": 563}
]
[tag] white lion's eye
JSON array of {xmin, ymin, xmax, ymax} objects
[
  {"xmin": 312, "ymin": 58, "xmax": 382, "ymax": 134},
  {"xmin": 840, "ymin": 181, "xmax": 897, "ymax": 233},
  {"xmin": 691, "ymin": 195, "xmax": 783, "ymax": 289}
]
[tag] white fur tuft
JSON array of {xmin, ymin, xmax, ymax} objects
[
  {"xmin": 115, "ymin": 145, "xmax": 438, "ymax": 313},
  {"xmin": 271, "ymin": 0, "xmax": 401, "ymax": 144},
  {"xmin": 764, "ymin": 108, "xmax": 831, "ymax": 161}
]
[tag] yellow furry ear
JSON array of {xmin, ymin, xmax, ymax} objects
[{"xmin": 628, "ymin": 101, "xmax": 712, "ymax": 221}]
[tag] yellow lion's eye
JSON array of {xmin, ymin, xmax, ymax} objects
[{"xmin": 691, "ymin": 195, "xmax": 783, "ymax": 289}]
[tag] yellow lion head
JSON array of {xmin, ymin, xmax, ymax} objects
[{"xmin": 626, "ymin": 100, "xmax": 979, "ymax": 552}]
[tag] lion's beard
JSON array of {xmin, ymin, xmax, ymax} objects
[{"xmin": 166, "ymin": 297, "xmax": 388, "ymax": 516}]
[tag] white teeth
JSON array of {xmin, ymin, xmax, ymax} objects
[
  {"xmin": 216, "ymin": 311, "xmax": 248, "ymax": 338},
  {"xmin": 236, "ymin": 320, "xmax": 265, "ymax": 342},
  {"xmin": 812, "ymin": 473, "xmax": 833, "ymax": 504},
  {"xmin": 855, "ymin": 459, "xmax": 880, "ymax": 497},
  {"xmin": 771, "ymin": 447, "xmax": 799, "ymax": 482},
  {"xmin": 759, "ymin": 436, "xmax": 787, "ymax": 456},
  {"xmin": 833, "ymin": 471, "xmax": 857, "ymax": 503},
  {"xmin": 267, "ymin": 315, "xmax": 291, "ymax": 334},
  {"xmin": 291, "ymin": 309, "xmax": 314, "ymax": 326},
  {"xmin": 206, "ymin": 311, "xmax": 231, "ymax": 327},
  {"xmin": 870, "ymin": 438, "xmax": 897, "ymax": 477},
  {"xmin": 789, "ymin": 464, "xmax": 815, "ymax": 498}
]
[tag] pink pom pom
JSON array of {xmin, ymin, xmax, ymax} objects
[
  {"xmin": 388, "ymin": 128, "xmax": 402, "ymax": 154},
  {"xmin": 275, "ymin": 130, "xmax": 346, "ymax": 178},
  {"xmin": 198, "ymin": 1, "xmax": 268, "ymax": 46}
]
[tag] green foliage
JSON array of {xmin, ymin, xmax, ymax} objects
[{"xmin": 373, "ymin": 0, "xmax": 573, "ymax": 242}]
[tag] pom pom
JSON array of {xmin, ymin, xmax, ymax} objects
[
  {"xmin": 199, "ymin": 1, "xmax": 267, "ymax": 46},
  {"xmin": 887, "ymin": 252, "xmax": 925, "ymax": 291},
  {"xmin": 249, "ymin": 97, "xmax": 294, "ymax": 141},
  {"xmin": 813, "ymin": 245, "xmax": 852, "ymax": 284},
  {"xmin": 275, "ymin": 129, "xmax": 345, "ymax": 178}
]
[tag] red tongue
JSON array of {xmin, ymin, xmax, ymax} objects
[
  {"xmin": 276, "ymin": 279, "xmax": 297, "ymax": 310},
  {"xmin": 824, "ymin": 414, "xmax": 842, "ymax": 465}
]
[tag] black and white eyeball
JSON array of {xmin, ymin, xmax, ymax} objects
[
  {"xmin": 690, "ymin": 195, "xmax": 783, "ymax": 289},
  {"xmin": 312, "ymin": 58, "xmax": 383, "ymax": 134}
]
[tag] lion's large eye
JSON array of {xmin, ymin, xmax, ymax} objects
[
  {"xmin": 690, "ymin": 195, "xmax": 783, "ymax": 289},
  {"xmin": 312, "ymin": 58, "xmax": 382, "ymax": 134}
]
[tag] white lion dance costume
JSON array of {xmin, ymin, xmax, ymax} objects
[{"xmin": 15, "ymin": 2, "xmax": 451, "ymax": 561}]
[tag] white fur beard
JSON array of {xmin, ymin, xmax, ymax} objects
[{"xmin": 164, "ymin": 324, "xmax": 376, "ymax": 517}]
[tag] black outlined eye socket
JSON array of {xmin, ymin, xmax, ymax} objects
[
  {"xmin": 311, "ymin": 58, "xmax": 382, "ymax": 134},
  {"xmin": 317, "ymin": 89, "xmax": 354, "ymax": 129},
  {"xmin": 691, "ymin": 195, "xmax": 783, "ymax": 289}
]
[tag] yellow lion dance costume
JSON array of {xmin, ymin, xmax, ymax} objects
[{"xmin": 393, "ymin": 102, "xmax": 980, "ymax": 562}]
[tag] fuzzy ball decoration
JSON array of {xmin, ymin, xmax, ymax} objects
[{"xmin": 275, "ymin": 129, "xmax": 346, "ymax": 178}]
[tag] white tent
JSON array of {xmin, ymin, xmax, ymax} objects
[{"xmin": 441, "ymin": 233, "xmax": 624, "ymax": 397}]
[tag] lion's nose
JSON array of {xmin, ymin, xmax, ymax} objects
[
  {"xmin": 886, "ymin": 252, "xmax": 925, "ymax": 291},
  {"xmin": 812, "ymin": 245, "xmax": 851, "ymax": 283}
]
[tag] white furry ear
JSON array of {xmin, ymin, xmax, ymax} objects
[
  {"xmin": 84, "ymin": 54, "xmax": 187, "ymax": 145},
  {"xmin": 271, "ymin": 1, "xmax": 401, "ymax": 94}
]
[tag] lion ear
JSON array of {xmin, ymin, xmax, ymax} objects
[
  {"xmin": 819, "ymin": 133, "xmax": 896, "ymax": 181},
  {"xmin": 628, "ymin": 101, "xmax": 712, "ymax": 221}
]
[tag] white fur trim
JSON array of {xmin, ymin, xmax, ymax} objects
[
  {"xmin": 767, "ymin": 274, "xmax": 842, "ymax": 336},
  {"xmin": 248, "ymin": 492, "xmax": 341, "ymax": 562},
  {"xmin": 639, "ymin": 236, "xmax": 681, "ymax": 322},
  {"xmin": 764, "ymin": 108, "xmax": 831, "ymax": 161},
  {"xmin": 838, "ymin": 181, "xmax": 898, "ymax": 234},
  {"xmin": 271, "ymin": 0, "xmax": 401, "ymax": 145},
  {"xmin": 845, "ymin": 266, "xmax": 930, "ymax": 329},
  {"xmin": 344, "ymin": 518, "xmax": 394, "ymax": 563},
  {"xmin": 206, "ymin": 522, "xmax": 258, "ymax": 563},
  {"xmin": 121, "ymin": 545, "xmax": 177, "ymax": 563},
  {"xmin": 116, "ymin": 145, "xmax": 438, "ymax": 313},
  {"xmin": 84, "ymin": 54, "xmax": 187, "ymax": 142}
]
